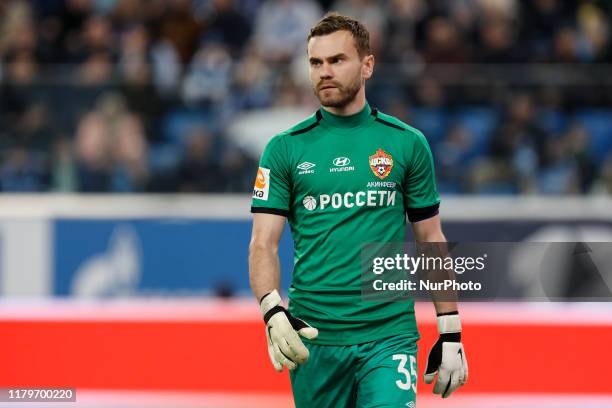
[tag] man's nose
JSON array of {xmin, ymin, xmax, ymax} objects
[{"xmin": 319, "ymin": 62, "xmax": 333, "ymax": 79}]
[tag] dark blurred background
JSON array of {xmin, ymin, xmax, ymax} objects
[{"xmin": 1, "ymin": 0, "xmax": 612, "ymax": 195}]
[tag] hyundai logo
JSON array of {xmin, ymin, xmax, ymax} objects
[{"xmin": 333, "ymin": 157, "xmax": 351, "ymax": 166}]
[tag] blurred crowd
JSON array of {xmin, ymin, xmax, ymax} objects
[{"xmin": 0, "ymin": 0, "xmax": 612, "ymax": 194}]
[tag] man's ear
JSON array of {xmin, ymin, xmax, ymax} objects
[{"xmin": 362, "ymin": 54, "xmax": 375, "ymax": 79}]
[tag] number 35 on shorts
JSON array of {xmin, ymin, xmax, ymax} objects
[{"xmin": 393, "ymin": 354, "xmax": 417, "ymax": 393}]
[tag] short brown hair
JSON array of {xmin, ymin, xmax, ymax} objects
[{"xmin": 307, "ymin": 13, "xmax": 371, "ymax": 58}]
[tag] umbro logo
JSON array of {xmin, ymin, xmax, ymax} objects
[
  {"xmin": 297, "ymin": 162, "xmax": 315, "ymax": 170},
  {"xmin": 297, "ymin": 162, "xmax": 315, "ymax": 175}
]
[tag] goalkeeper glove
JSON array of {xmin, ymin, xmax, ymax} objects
[
  {"xmin": 424, "ymin": 312, "xmax": 468, "ymax": 398},
  {"xmin": 260, "ymin": 290, "xmax": 318, "ymax": 372}
]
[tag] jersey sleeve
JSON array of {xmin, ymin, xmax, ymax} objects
[
  {"xmin": 403, "ymin": 131, "xmax": 441, "ymax": 222},
  {"xmin": 251, "ymin": 134, "xmax": 291, "ymax": 217}
]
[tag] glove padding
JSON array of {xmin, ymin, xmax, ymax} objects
[
  {"xmin": 260, "ymin": 290, "xmax": 318, "ymax": 372},
  {"xmin": 424, "ymin": 313, "xmax": 468, "ymax": 398}
]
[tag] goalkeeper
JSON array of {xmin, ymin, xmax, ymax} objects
[{"xmin": 249, "ymin": 13, "xmax": 468, "ymax": 408}]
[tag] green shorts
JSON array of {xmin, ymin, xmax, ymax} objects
[{"xmin": 289, "ymin": 334, "xmax": 418, "ymax": 408}]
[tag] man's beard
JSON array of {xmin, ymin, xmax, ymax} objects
[{"xmin": 314, "ymin": 75, "xmax": 362, "ymax": 108}]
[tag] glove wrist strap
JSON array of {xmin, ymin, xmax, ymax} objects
[
  {"xmin": 439, "ymin": 332, "xmax": 461, "ymax": 342},
  {"xmin": 437, "ymin": 313, "xmax": 462, "ymax": 334},
  {"xmin": 260, "ymin": 289, "xmax": 282, "ymax": 316},
  {"xmin": 263, "ymin": 305, "xmax": 286, "ymax": 324}
]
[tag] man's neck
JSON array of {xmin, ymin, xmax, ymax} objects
[{"xmin": 322, "ymin": 89, "xmax": 367, "ymax": 116}]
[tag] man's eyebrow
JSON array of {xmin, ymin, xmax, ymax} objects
[
  {"xmin": 327, "ymin": 53, "xmax": 348, "ymax": 60},
  {"xmin": 309, "ymin": 53, "xmax": 349, "ymax": 63}
]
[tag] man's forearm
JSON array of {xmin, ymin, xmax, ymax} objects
[
  {"xmin": 248, "ymin": 242, "xmax": 281, "ymax": 301},
  {"xmin": 415, "ymin": 231, "xmax": 458, "ymax": 314},
  {"xmin": 432, "ymin": 300, "xmax": 458, "ymax": 314}
]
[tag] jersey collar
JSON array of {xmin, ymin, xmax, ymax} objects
[{"xmin": 319, "ymin": 103, "xmax": 373, "ymax": 129}]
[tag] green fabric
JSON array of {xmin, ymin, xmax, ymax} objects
[
  {"xmin": 290, "ymin": 334, "xmax": 419, "ymax": 408},
  {"xmin": 252, "ymin": 103, "xmax": 440, "ymax": 345}
]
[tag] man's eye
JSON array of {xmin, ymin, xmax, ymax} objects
[{"xmin": 311, "ymin": 61, "xmax": 321, "ymax": 67}]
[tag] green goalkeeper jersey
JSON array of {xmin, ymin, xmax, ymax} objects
[{"xmin": 251, "ymin": 103, "xmax": 440, "ymax": 345}]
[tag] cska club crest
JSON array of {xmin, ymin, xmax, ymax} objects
[{"xmin": 369, "ymin": 148, "xmax": 394, "ymax": 180}]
